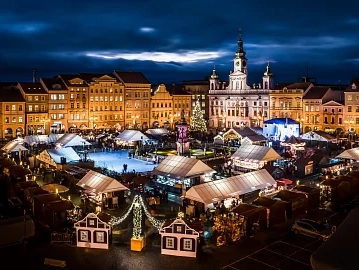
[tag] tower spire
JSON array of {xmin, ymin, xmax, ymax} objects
[
  {"xmin": 211, "ymin": 65, "xmax": 218, "ymax": 79},
  {"xmin": 235, "ymin": 28, "xmax": 246, "ymax": 59}
]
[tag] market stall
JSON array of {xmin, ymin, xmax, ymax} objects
[
  {"xmin": 280, "ymin": 135, "xmax": 305, "ymax": 157},
  {"xmin": 145, "ymin": 128, "xmax": 170, "ymax": 136},
  {"xmin": 221, "ymin": 127, "xmax": 259, "ymax": 146},
  {"xmin": 231, "ymin": 144, "xmax": 282, "ymax": 172},
  {"xmin": 320, "ymin": 179, "xmax": 350, "ymax": 205},
  {"xmin": 152, "ymin": 155, "xmax": 215, "ymax": 204},
  {"xmin": 291, "ymin": 185, "xmax": 320, "ymax": 209},
  {"xmin": 232, "ymin": 203, "xmax": 268, "ymax": 231},
  {"xmin": 336, "ymin": 147, "xmax": 359, "ymax": 161},
  {"xmin": 252, "ymin": 196, "xmax": 287, "ymax": 227},
  {"xmin": 36, "ymin": 147, "xmax": 81, "ymax": 169},
  {"xmin": 55, "ymin": 133, "xmax": 91, "ymax": 148},
  {"xmin": 241, "ymin": 135, "xmax": 267, "ymax": 146},
  {"xmin": 274, "ymin": 190, "xmax": 308, "ymax": 218},
  {"xmin": 24, "ymin": 134, "xmax": 64, "ymax": 145},
  {"xmin": 77, "ymin": 170, "xmax": 128, "ymax": 210},
  {"xmin": 1, "ymin": 140, "xmax": 28, "ymax": 156},
  {"xmin": 116, "ymin": 130, "xmax": 148, "ymax": 146},
  {"xmin": 184, "ymin": 169, "xmax": 277, "ymax": 211}
]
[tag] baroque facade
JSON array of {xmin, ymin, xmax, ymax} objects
[{"xmin": 208, "ymin": 34, "xmax": 273, "ymax": 129}]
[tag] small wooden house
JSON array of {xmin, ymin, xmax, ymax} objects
[
  {"xmin": 74, "ymin": 213, "xmax": 111, "ymax": 250},
  {"xmin": 292, "ymin": 185, "xmax": 320, "ymax": 209},
  {"xmin": 159, "ymin": 218, "xmax": 200, "ymax": 258},
  {"xmin": 274, "ymin": 190, "xmax": 308, "ymax": 218},
  {"xmin": 252, "ymin": 197, "xmax": 287, "ymax": 227}
]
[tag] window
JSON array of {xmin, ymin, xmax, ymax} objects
[
  {"xmin": 5, "ymin": 117, "xmax": 9, "ymax": 123},
  {"xmin": 347, "ymin": 95, "xmax": 352, "ymax": 101},
  {"xmin": 80, "ymin": 231, "xmax": 88, "ymax": 241},
  {"xmin": 28, "ymin": 96, "xmax": 33, "ymax": 101},
  {"xmin": 58, "ymin": 104, "xmax": 65, "ymax": 110},
  {"xmin": 12, "ymin": 117, "xmax": 16, "ymax": 123},
  {"xmin": 348, "ymin": 106, "xmax": 352, "ymax": 112},
  {"xmin": 28, "ymin": 105, "xmax": 33, "ymax": 112},
  {"xmin": 96, "ymin": 232, "xmax": 105, "ymax": 243},
  {"xmin": 12, "ymin": 105, "xmax": 16, "ymax": 111},
  {"xmin": 183, "ymin": 239, "xmax": 192, "ymax": 251},
  {"xmin": 58, "ymin": 94, "xmax": 65, "ymax": 100},
  {"xmin": 18, "ymin": 116, "xmax": 23, "ymax": 123},
  {"xmin": 19, "ymin": 105, "xmax": 23, "ymax": 111},
  {"xmin": 41, "ymin": 96, "xmax": 45, "ymax": 101},
  {"xmin": 166, "ymin": 237, "xmax": 174, "ymax": 249},
  {"xmin": 51, "ymin": 94, "xmax": 57, "ymax": 100}
]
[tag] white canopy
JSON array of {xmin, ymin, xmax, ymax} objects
[
  {"xmin": 116, "ymin": 130, "xmax": 148, "ymax": 142},
  {"xmin": 311, "ymin": 206, "xmax": 359, "ymax": 270},
  {"xmin": 301, "ymin": 131, "xmax": 336, "ymax": 142},
  {"xmin": 231, "ymin": 144, "xmax": 282, "ymax": 162},
  {"xmin": 185, "ymin": 169, "xmax": 276, "ymax": 204},
  {"xmin": 145, "ymin": 128, "xmax": 170, "ymax": 136},
  {"xmin": 37, "ymin": 147, "xmax": 80, "ymax": 167},
  {"xmin": 336, "ymin": 147, "xmax": 359, "ymax": 160},
  {"xmin": 56, "ymin": 133, "xmax": 91, "ymax": 147},
  {"xmin": 2, "ymin": 141, "xmax": 28, "ymax": 152},
  {"xmin": 24, "ymin": 134, "xmax": 64, "ymax": 145},
  {"xmin": 153, "ymin": 155, "xmax": 215, "ymax": 179},
  {"xmin": 77, "ymin": 170, "xmax": 128, "ymax": 194}
]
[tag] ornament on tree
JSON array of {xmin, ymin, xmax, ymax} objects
[{"xmin": 190, "ymin": 101, "xmax": 207, "ymax": 132}]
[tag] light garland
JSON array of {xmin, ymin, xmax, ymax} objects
[{"xmin": 108, "ymin": 195, "xmax": 165, "ymax": 234}]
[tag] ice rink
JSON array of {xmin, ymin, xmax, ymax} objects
[{"xmin": 88, "ymin": 150, "xmax": 157, "ymax": 173}]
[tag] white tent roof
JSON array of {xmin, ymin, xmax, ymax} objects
[
  {"xmin": 77, "ymin": 170, "xmax": 128, "ymax": 194},
  {"xmin": 56, "ymin": 133, "xmax": 91, "ymax": 147},
  {"xmin": 311, "ymin": 206, "xmax": 359, "ymax": 270},
  {"xmin": 116, "ymin": 130, "xmax": 148, "ymax": 141},
  {"xmin": 231, "ymin": 144, "xmax": 282, "ymax": 162},
  {"xmin": 185, "ymin": 169, "xmax": 276, "ymax": 204},
  {"xmin": 336, "ymin": 147, "xmax": 359, "ymax": 160},
  {"xmin": 24, "ymin": 134, "xmax": 64, "ymax": 145},
  {"xmin": 1, "ymin": 141, "xmax": 28, "ymax": 152},
  {"xmin": 145, "ymin": 128, "xmax": 170, "ymax": 135},
  {"xmin": 37, "ymin": 147, "xmax": 80, "ymax": 166},
  {"xmin": 301, "ymin": 131, "xmax": 336, "ymax": 142},
  {"xmin": 152, "ymin": 155, "xmax": 215, "ymax": 179}
]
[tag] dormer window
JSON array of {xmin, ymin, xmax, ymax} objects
[{"xmin": 352, "ymin": 83, "xmax": 357, "ymax": 90}]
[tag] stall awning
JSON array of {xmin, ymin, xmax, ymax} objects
[
  {"xmin": 1, "ymin": 141, "xmax": 28, "ymax": 152},
  {"xmin": 145, "ymin": 128, "xmax": 170, "ymax": 136},
  {"xmin": 116, "ymin": 130, "xmax": 148, "ymax": 142},
  {"xmin": 152, "ymin": 155, "xmax": 215, "ymax": 179},
  {"xmin": 231, "ymin": 144, "xmax": 282, "ymax": 162},
  {"xmin": 301, "ymin": 131, "xmax": 336, "ymax": 142},
  {"xmin": 24, "ymin": 134, "xmax": 64, "ymax": 145},
  {"xmin": 37, "ymin": 147, "xmax": 81, "ymax": 167},
  {"xmin": 336, "ymin": 148, "xmax": 359, "ymax": 161},
  {"xmin": 185, "ymin": 169, "xmax": 276, "ymax": 204},
  {"xmin": 77, "ymin": 170, "xmax": 128, "ymax": 194},
  {"xmin": 56, "ymin": 134, "xmax": 91, "ymax": 147}
]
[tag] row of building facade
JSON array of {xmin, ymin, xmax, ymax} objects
[
  {"xmin": 0, "ymin": 72, "xmax": 192, "ymax": 139},
  {"xmin": 0, "ymin": 34, "xmax": 358, "ymax": 139}
]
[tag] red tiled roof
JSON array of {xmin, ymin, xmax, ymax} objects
[
  {"xmin": 114, "ymin": 70, "xmax": 150, "ymax": 84},
  {"xmin": 18, "ymin": 82, "xmax": 47, "ymax": 94},
  {"xmin": 303, "ymin": 86, "xmax": 330, "ymax": 99},
  {"xmin": 0, "ymin": 85, "xmax": 25, "ymax": 102},
  {"xmin": 344, "ymin": 78, "xmax": 359, "ymax": 92}
]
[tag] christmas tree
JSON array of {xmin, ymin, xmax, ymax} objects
[{"xmin": 190, "ymin": 101, "xmax": 207, "ymax": 132}]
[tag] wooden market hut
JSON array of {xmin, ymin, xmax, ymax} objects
[
  {"xmin": 336, "ymin": 175, "xmax": 359, "ymax": 197},
  {"xmin": 252, "ymin": 197, "xmax": 287, "ymax": 227},
  {"xmin": 320, "ymin": 179, "xmax": 350, "ymax": 205},
  {"xmin": 274, "ymin": 190, "xmax": 308, "ymax": 218},
  {"xmin": 33, "ymin": 193, "xmax": 61, "ymax": 218},
  {"xmin": 43, "ymin": 200, "xmax": 74, "ymax": 230},
  {"xmin": 23, "ymin": 187, "xmax": 49, "ymax": 213},
  {"xmin": 232, "ymin": 203, "xmax": 267, "ymax": 236},
  {"xmin": 9, "ymin": 165, "xmax": 32, "ymax": 183},
  {"xmin": 292, "ymin": 185, "xmax": 320, "ymax": 209},
  {"xmin": 15, "ymin": 180, "xmax": 39, "ymax": 201}
]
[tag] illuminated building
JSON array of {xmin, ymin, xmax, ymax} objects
[
  {"xmin": 0, "ymin": 83, "xmax": 26, "ymax": 139},
  {"xmin": 165, "ymin": 83, "xmax": 191, "ymax": 126},
  {"xmin": 150, "ymin": 84, "xmax": 173, "ymax": 128},
  {"xmin": 18, "ymin": 82, "xmax": 49, "ymax": 135},
  {"xmin": 40, "ymin": 77, "xmax": 68, "ymax": 133},
  {"xmin": 114, "ymin": 71, "xmax": 151, "ymax": 130},
  {"xmin": 58, "ymin": 74, "xmax": 89, "ymax": 131},
  {"xmin": 343, "ymin": 79, "xmax": 359, "ymax": 135},
  {"xmin": 208, "ymin": 32, "xmax": 272, "ymax": 129},
  {"xmin": 79, "ymin": 73, "xmax": 125, "ymax": 130}
]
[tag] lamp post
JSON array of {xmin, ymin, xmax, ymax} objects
[{"xmin": 40, "ymin": 119, "xmax": 50, "ymax": 135}]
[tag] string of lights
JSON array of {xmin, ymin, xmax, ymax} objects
[{"xmin": 108, "ymin": 195, "xmax": 164, "ymax": 232}]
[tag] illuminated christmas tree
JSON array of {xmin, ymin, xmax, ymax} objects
[{"xmin": 190, "ymin": 101, "xmax": 207, "ymax": 132}]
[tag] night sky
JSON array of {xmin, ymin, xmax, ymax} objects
[{"xmin": 1, "ymin": 0, "xmax": 358, "ymax": 85}]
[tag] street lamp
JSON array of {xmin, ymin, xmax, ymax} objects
[{"xmin": 40, "ymin": 119, "xmax": 50, "ymax": 135}]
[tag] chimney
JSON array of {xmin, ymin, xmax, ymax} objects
[{"xmin": 32, "ymin": 69, "xmax": 37, "ymax": 83}]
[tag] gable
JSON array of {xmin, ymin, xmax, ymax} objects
[
  {"xmin": 69, "ymin": 78, "xmax": 84, "ymax": 84},
  {"xmin": 95, "ymin": 75, "xmax": 116, "ymax": 81},
  {"xmin": 322, "ymin": 100, "xmax": 343, "ymax": 106},
  {"xmin": 352, "ymin": 83, "xmax": 357, "ymax": 90}
]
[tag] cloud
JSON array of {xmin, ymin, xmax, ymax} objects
[
  {"xmin": 139, "ymin": 27, "xmax": 155, "ymax": 33},
  {"xmin": 85, "ymin": 50, "xmax": 229, "ymax": 63},
  {"xmin": 346, "ymin": 18, "xmax": 359, "ymax": 25}
]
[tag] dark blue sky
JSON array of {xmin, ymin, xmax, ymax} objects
[{"xmin": 0, "ymin": 0, "xmax": 358, "ymax": 85}]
